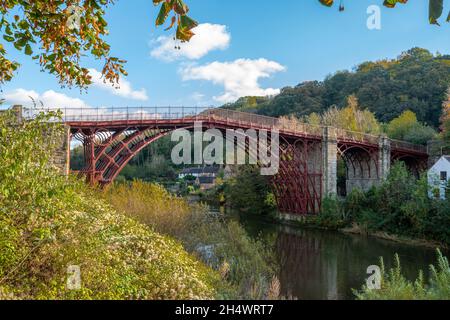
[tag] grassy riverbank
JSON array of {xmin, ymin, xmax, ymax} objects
[{"xmin": 105, "ymin": 181, "xmax": 279, "ymax": 299}]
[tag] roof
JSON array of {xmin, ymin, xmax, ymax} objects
[
  {"xmin": 197, "ymin": 176, "xmax": 215, "ymax": 184},
  {"xmin": 181, "ymin": 166, "xmax": 220, "ymax": 175},
  {"xmin": 181, "ymin": 167, "xmax": 203, "ymax": 174},
  {"xmin": 445, "ymin": 156, "xmax": 450, "ymax": 163},
  {"xmin": 202, "ymin": 166, "xmax": 220, "ymax": 174}
]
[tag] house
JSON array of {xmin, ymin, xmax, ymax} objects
[
  {"xmin": 196, "ymin": 176, "xmax": 215, "ymax": 190},
  {"xmin": 428, "ymin": 156, "xmax": 450, "ymax": 200},
  {"xmin": 201, "ymin": 165, "xmax": 220, "ymax": 177},
  {"xmin": 178, "ymin": 165, "xmax": 220, "ymax": 179},
  {"xmin": 178, "ymin": 167, "xmax": 203, "ymax": 179}
]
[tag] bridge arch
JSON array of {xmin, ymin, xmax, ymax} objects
[{"xmin": 337, "ymin": 143, "xmax": 379, "ymax": 196}]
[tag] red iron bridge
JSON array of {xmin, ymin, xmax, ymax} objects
[{"xmin": 36, "ymin": 106, "xmax": 428, "ymax": 216}]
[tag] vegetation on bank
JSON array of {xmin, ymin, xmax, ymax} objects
[
  {"xmin": 105, "ymin": 181, "xmax": 278, "ymax": 299},
  {"xmin": 317, "ymin": 163, "xmax": 450, "ymax": 245},
  {"xmin": 0, "ymin": 110, "xmax": 221, "ymax": 300},
  {"xmin": 355, "ymin": 250, "xmax": 450, "ymax": 300},
  {"xmin": 199, "ymin": 165, "xmax": 276, "ymax": 217}
]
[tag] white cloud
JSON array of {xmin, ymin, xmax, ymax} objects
[
  {"xmin": 181, "ymin": 58, "xmax": 286, "ymax": 103},
  {"xmin": 88, "ymin": 69, "xmax": 148, "ymax": 101},
  {"xmin": 150, "ymin": 23, "xmax": 231, "ymax": 61},
  {"xmin": 3, "ymin": 88, "xmax": 92, "ymax": 109}
]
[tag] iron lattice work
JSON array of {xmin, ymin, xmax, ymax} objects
[
  {"xmin": 272, "ymin": 138, "xmax": 322, "ymax": 215},
  {"xmin": 73, "ymin": 127, "xmax": 173, "ymax": 186}
]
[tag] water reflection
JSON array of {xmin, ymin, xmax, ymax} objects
[{"xmin": 231, "ymin": 213, "xmax": 447, "ymax": 300}]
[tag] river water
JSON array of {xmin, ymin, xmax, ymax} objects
[{"xmin": 229, "ymin": 212, "xmax": 448, "ymax": 300}]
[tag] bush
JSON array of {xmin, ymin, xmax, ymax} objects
[
  {"xmin": 0, "ymin": 110, "xmax": 219, "ymax": 299},
  {"xmin": 106, "ymin": 180, "xmax": 278, "ymax": 299},
  {"xmin": 314, "ymin": 197, "xmax": 346, "ymax": 229},
  {"xmin": 354, "ymin": 250, "xmax": 450, "ymax": 300}
]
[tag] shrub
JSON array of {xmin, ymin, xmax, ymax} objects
[
  {"xmin": 354, "ymin": 250, "xmax": 450, "ymax": 300},
  {"xmin": 314, "ymin": 197, "xmax": 346, "ymax": 229},
  {"xmin": 106, "ymin": 180, "xmax": 278, "ymax": 299},
  {"xmin": 0, "ymin": 110, "xmax": 218, "ymax": 299}
]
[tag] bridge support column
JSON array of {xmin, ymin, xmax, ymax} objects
[
  {"xmin": 322, "ymin": 127, "xmax": 337, "ymax": 198},
  {"xmin": 378, "ymin": 135, "xmax": 391, "ymax": 181}
]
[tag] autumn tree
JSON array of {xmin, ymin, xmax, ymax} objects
[
  {"xmin": 0, "ymin": 0, "xmax": 197, "ymax": 87},
  {"xmin": 319, "ymin": 95, "xmax": 381, "ymax": 134},
  {"xmin": 387, "ymin": 110, "xmax": 436, "ymax": 144}
]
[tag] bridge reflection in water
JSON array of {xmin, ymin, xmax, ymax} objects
[{"xmin": 232, "ymin": 213, "xmax": 444, "ymax": 300}]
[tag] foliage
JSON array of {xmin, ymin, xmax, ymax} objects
[
  {"xmin": 222, "ymin": 166, "xmax": 276, "ymax": 216},
  {"xmin": 303, "ymin": 95, "xmax": 381, "ymax": 134},
  {"xmin": 0, "ymin": 110, "xmax": 219, "ymax": 299},
  {"xmin": 314, "ymin": 197, "xmax": 347, "ymax": 229},
  {"xmin": 0, "ymin": 0, "xmax": 196, "ymax": 87},
  {"xmin": 441, "ymin": 88, "xmax": 450, "ymax": 147},
  {"xmin": 106, "ymin": 180, "xmax": 278, "ymax": 299},
  {"xmin": 314, "ymin": 162, "xmax": 450, "ymax": 245},
  {"xmin": 387, "ymin": 110, "xmax": 437, "ymax": 145},
  {"xmin": 354, "ymin": 250, "xmax": 450, "ymax": 300},
  {"xmin": 320, "ymin": 0, "xmax": 450, "ymax": 26},
  {"xmin": 224, "ymin": 48, "xmax": 450, "ymax": 128}
]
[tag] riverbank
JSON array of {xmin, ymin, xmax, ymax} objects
[{"xmin": 276, "ymin": 212, "xmax": 448, "ymax": 250}]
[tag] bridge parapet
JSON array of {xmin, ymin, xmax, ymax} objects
[{"xmin": 390, "ymin": 139, "xmax": 427, "ymax": 154}]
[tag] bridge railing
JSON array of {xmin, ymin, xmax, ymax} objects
[
  {"xmin": 23, "ymin": 106, "xmax": 209, "ymax": 122},
  {"xmin": 390, "ymin": 139, "xmax": 427, "ymax": 154}
]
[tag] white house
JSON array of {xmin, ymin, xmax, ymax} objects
[{"xmin": 428, "ymin": 156, "xmax": 450, "ymax": 200}]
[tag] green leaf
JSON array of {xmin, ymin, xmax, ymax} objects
[
  {"xmin": 176, "ymin": 25, "xmax": 194, "ymax": 42},
  {"xmin": 3, "ymin": 35, "xmax": 14, "ymax": 42},
  {"xmin": 25, "ymin": 44, "xmax": 33, "ymax": 56},
  {"xmin": 173, "ymin": 0, "xmax": 189, "ymax": 15},
  {"xmin": 447, "ymin": 10, "xmax": 450, "ymax": 22},
  {"xmin": 156, "ymin": 1, "xmax": 173, "ymax": 26},
  {"xmin": 429, "ymin": 0, "xmax": 444, "ymax": 25},
  {"xmin": 179, "ymin": 15, "xmax": 198, "ymax": 31}
]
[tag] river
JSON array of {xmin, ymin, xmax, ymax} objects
[{"xmin": 227, "ymin": 211, "xmax": 447, "ymax": 300}]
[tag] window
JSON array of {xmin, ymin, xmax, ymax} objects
[{"xmin": 440, "ymin": 171, "xmax": 448, "ymax": 181}]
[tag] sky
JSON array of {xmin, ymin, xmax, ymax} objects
[{"xmin": 1, "ymin": 0, "xmax": 450, "ymax": 110}]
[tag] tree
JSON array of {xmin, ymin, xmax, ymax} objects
[
  {"xmin": 441, "ymin": 88, "xmax": 450, "ymax": 146},
  {"xmin": 0, "ymin": 0, "xmax": 197, "ymax": 87},
  {"xmin": 387, "ymin": 110, "xmax": 436, "ymax": 144},
  {"xmin": 226, "ymin": 48, "xmax": 450, "ymax": 128},
  {"xmin": 319, "ymin": 95, "xmax": 381, "ymax": 134},
  {"xmin": 320, "ymin": 0, "xmax": 450, "ymax": 25}
]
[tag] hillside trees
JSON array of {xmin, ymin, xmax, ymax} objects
[
  {"xmin": 441, "ymin": 89, "xmax": 450, "ymax": 146},
  {"xmin": 225, "ymin": 48, "xmax": 450, "ymax": 129}
]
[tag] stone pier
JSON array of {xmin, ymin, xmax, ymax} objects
[{"xmin": 321, "ymin": 127, "xmax": 338, "ymax": 198}]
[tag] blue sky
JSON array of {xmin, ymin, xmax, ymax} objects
[{"xmin": 1, "ymin": 0, "xmax": 450, "ymax": 109}]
